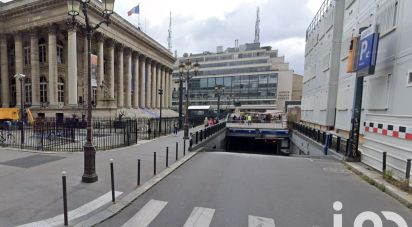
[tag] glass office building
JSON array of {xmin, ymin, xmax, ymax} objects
[{"xmin": 172, "ymin": 43, "xmax": 299, "ymax": 112}]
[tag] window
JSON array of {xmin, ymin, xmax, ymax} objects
[
  {"xmin": 376, "ymin": 0, "xmax": 399, "ymax": 35},
  {"xmin": 24, "ymin": 45, "xmax": 31, "ymax": 65},
  {"xmin": 39, "ymin": 38, "xmax": 46, "ymax": 63},
  {"xmin": 24, "ymin": 78, "xmax": 32, "ymax": 105},
  {"xmin": 57, "ymin": 40, "xmax": 64, "ymax": 64},
  {"xmin": 40, "ymin": 76, "xmax": 48, "ymax": 103},
  {"xmin": 58, "ymin": 77, "xmax": 65, "ymax": 103}
]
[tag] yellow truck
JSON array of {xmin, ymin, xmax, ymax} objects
[{"xmin": 0, "ymin": 108, "xmax": 34, "ymax": 125}]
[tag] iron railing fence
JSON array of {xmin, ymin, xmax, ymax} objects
[{"xmin": 0, "ymin": 117, "xmax": 179, "ymax": 152}]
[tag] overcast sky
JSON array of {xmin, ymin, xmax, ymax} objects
[
  {"xmin": 2, "ymin": 0, "xmax": 324, "ymax": 74},
  {"xmin": 113, "ymin": 0, "xmax": 324, "ymax": 74}
]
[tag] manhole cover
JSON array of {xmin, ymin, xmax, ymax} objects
[
  {"xmin": 322, "ymin": 167, "xmax": 351, "ymax": 174},
  {"xmin": 0, "ymin": 155, "xmax": 65, "ymax": 168}
]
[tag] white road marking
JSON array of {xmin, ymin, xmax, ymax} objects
[
  {"xmin": 122, "ymin": 199, "xmax": 168, "ymax": 227},
  {"xmin": 183, "ymin": 207, "xmax": 215, "ymax": 227},
  {"xmin": 17, "ymin": 191, "xmax": 123, "ymax": 227},
  {"xmin": 248, "ymin": 215, "xmax": 276, "ymax": 227}
]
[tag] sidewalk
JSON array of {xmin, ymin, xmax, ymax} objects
[
  {"xmin": 0, "ymin": 127, "xmax": 201, "ymax": 227},
  {"xmin": 345, "ymin": 161, "xmax": 412, "ymax": 209}
]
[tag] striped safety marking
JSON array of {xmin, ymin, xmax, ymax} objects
[{"xmin": 364, "ymin": 121, "xmax": 412, "ymax": 140}]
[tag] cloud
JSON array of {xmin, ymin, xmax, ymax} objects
[{"xmin": 115, "ymin": 0, "xmax": 323, "ymax": 74}]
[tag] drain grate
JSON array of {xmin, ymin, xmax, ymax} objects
[{"xmin": 0, "ymin": 155, "xmax": 65, "ymax": 168}]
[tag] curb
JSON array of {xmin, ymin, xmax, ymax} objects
[
  {"xmin": 73, "ymin": 148, "xmax": 202, "ymax": 227},
  {"xmin": 345, "ymin": 162, "xmax": 412, "ymax": 209}
]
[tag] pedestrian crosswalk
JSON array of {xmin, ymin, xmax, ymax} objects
[{"xmin": 121, "ymin": 199, "xmax": 276, "ymax": 227}]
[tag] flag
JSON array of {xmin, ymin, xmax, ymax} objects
[{"xmin": 128, "ymin": 4, "xmax": 140, "ymax": 16}]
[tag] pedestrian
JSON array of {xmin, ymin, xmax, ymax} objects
[
  {"xmin": 247, "ymin": 115, "xmax": 252, "ymax": 125},
  {"xmin": 204, "ymin": 117, "xmax": 208, "ymax": 128},
  {"xmin": 173, "ymin": 121, "xmax": 178, "ymax": 136}
]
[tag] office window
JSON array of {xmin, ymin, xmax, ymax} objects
[
  {"xmin": 57, "ymin": 40, "xmax": 64, "ymax": 64},
  {"xmin": 58, "ymin": 77, "xmax": 65, "ymax": 103},
  {"xmin": 376, "ymin": 0, "xmax": 399, "ymax": 35}
]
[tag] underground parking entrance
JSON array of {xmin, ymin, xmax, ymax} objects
[{"xmin": 225, "ymin": 136, "xmax": 290, "ymax": 155}]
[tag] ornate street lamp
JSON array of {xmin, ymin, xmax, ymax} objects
[
  {"xmin": 214, "ymin": 85, "xmax": 224, "ymax": 120},
  {"xmin": 180, "ymin": 59, "xmax": 199, "ymax": 140},
  {"xmin": 14, "ymin": 73, "xmax": 26, "ymax": 145},
  {"xmin": 67, "ymin": 0, "xmax": 116, "ymax": 183},
  {"xmin": 178, "ymin": 62, "xmax": 185, "ymax": 130}
]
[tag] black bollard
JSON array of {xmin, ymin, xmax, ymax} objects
[
  {"xmin": 166, "ymin": 147, "xmax": 169, "ymax": 167},
  {"xmin": 137, "ymin": 159, "xmax": 141, "ymax": 186},
  {"xmin": 183, "ymin": 140, "xmax": 186, "ymax": 156},
  {"xmin": 176, "ymin": 142, "xmax": 178, "ymax": 161},
  {"xmin": 62, "ymin": 171, "xmax": 68, "ymax": 226},
  {"xmin": 154, "ymin": 152, "xmax": 157, "ymax": 175},
  {"xmin": 110, "ymin": 159, "xmax": 115, "ymax": 203},
  {"xmin": 406, "ymin": 159, "xmax": 411, "ymax": 181},
  {"xmin": 382, "ymin": 152, "xmax": 387, "ymax": 174}
]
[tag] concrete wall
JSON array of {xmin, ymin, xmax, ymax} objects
[{"xmin": 190, "ymin": 128, "xmax": 227, "ymax": 151}]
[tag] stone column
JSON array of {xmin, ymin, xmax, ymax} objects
[
  {"xmin": 14, "ymin": 33, "xmax": 23, "ymax": 106},
  {"xmin": 30, "ymin": 30, "xmax": 40, "ymax": 107},
  {"xmin": 116, "ymin": 45, "xmax": 124, "ymax": 107},
  {"xmin": 67, "ymin": 26, "xmax": 78, "ymax": 107},
  {"xmin": 157, "ymin": 65, "xmax": 161, "ymax": 108},
  {"xmin": 96, "ymin": 34, "xmax": 104, "ymax": 104},
  {"xmin": 107, "ymin": 40, "xmax": 115, "ymax": 99},
  {"xmin": 133, "ymin": 53, "xmax": 139, "ymax": 108},
  {"xmin": 152, "ymin": 63, "xmax": 157, "ymax": 108},
  {"xmin": 162, "ymin": 67, "xmax": 166, "ymax": 108},
  {"xmin": 1, "ymin": 35, "xmax": 10, "ymax": 107},
  {"xmin": 125, "ymin": 49, "xmax": 132, "ymax": 108},
  {"xmin": 146, "ymin": 60, "xmax": 152, "ymax": 108},
  {"xmin": 139, "ymin": 56, "xmax": 146, "ymax": 108},
  {"xmin": 168, "ymin": 70, "xmax": 173, "ymax": 108},
  {"xmin": 48, "ymin": 26, "xmax": 58, "ymax": 106}
]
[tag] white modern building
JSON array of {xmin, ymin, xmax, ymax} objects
[
  {"xmin": 301, "ymin": 0, "xmax": 412, "ymax": 186},
  {"xmin": 172, "ymin": 43, "xmax": 301, "ymax": 112}
]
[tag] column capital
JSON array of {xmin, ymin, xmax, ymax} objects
[
  {"xmin": 124, "ymin": 47, "xmax": 132, "ymax": 56},
  {"xmin": 66, "ymin": 19, "xmax": 80, "ymax": 31},
  {"xmin": 30, "ymin": 28, "xmax": 39, "ymax": 38},
  {"xmin": 48, "ymin": 23, "xmax": 59, "ymax": 34},
  {"xmin": 95, "ymin": 32, "xmax": 105, "ymax": 43},
  {"xmin": 105, "ymin": 38, "xmax": 115, "ymax": 48},
  {"xmin": 116, "ymin": 43, "xmax": 124, "ymax": 51},
  {"xmin": 139, "ymin": 54, "xmax": 146, "ymax": 61}
]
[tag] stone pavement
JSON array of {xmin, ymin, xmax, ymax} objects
[{"xmin": 0, "ymin": 127, "xmax": 200, "ymax": 227}]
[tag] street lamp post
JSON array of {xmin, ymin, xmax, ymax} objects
[
  {"xmin": 158, "ymin": 89, "xmax": 163, "ymax": 135},
  {"xmin": 67, "ymin": 0, "xmax": 116, "ymax": 183},
  {"xmin": 178, "ymin": 78, "xmax": 183, "ymax": 130},
  {"xmin": 214, "ymin": 85, "xmax": 224, "ymax": 120},
  {"xmin": 179, "ymin": 59, "xmax": 199, "ymax": 140},
  {"xmin": 14, "ymin": 73, "xmax": 26, "ymax": 145}
]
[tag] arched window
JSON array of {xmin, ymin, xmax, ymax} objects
[
  {"xmin": 24, "ymin": 78, "xmax": 32, "ymax": 105},
  {"xmin": 40, "ymin": 76, "xmax": 48, "ymax": 103},
  {"xmin": 57, "ymin": 40, "xmax": 64, "ymax": 64},
  {"xmin": 39, "ymin": 38, "xmax": 46, "ymax": 63},
  {"xmin": 58, "ymin": 77, "xmax": 64, "ymax": 103}
]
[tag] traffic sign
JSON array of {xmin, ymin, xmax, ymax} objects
[{"xmin": 357, "ymin": 26, "xmax": 380, "ymax": 76}]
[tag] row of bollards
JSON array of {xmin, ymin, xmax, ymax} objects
[
  {"xmin": 382, "ymin": 152, "xmax": 411, "ymax": 182},
  {"xmin": 60, "ymin": 139, "xmax": 188, "ymax": 226}
]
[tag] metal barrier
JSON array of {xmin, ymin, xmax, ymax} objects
[
  {"xmin": 189, "ymin": 122, "xmax": 227, "ymax": 149},
  {"xmin": 0, "ymin": 117, "xmax": 178, "ymax": 152}
]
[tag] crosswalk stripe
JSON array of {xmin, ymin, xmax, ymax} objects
[
  {"xmin": 183, "ymin": 207, "xmax": 215, "ymax": 227},
  {"xmin": 122, "ymin": 199, "xmax": 168, "ymax": 227},
  {"xmin": 17, "ymin": 191, "xmax": 123, "ymax": 227},
  {"xmin": 248, "ymin": 215, "xmax": 276, "ymax": 227}
]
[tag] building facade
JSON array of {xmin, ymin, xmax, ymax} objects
[
  {"xmin": 172, "ymin": 43, "xmax": 300, "ymax": 112},
  {"xmin": 0, "ymin": 0, "xmax": 175, "ymax": 119},
  {"xmin": 301, "ymin": 0, "xmax": 412, "ymax": 186}
]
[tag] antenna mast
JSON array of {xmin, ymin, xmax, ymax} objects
[
  {"xmin": 168, "ymin": 11, "xmax": 172, "ymax": 51},
  {"xmin": 254, "ymin": 7, "xmax": 260, "ymax": 43}
]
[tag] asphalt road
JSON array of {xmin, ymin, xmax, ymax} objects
[{"xmin": 98, "ymin": 152, "xmax": 412, "ymax": 227}]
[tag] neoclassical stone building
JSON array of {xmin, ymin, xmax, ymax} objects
[{"xmin": 0, "ymin": 0, "xmax": 176, "ymax": 119}]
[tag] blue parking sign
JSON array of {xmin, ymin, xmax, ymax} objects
[{"xmin": 357, "ymin": 26, "xmax": 379, "ymax": 75}]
